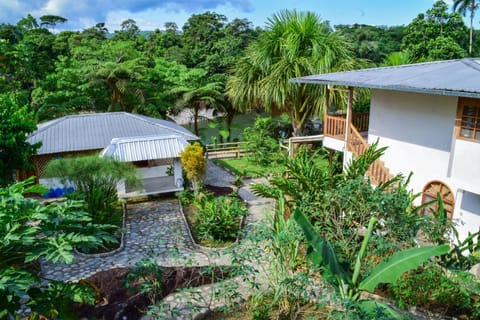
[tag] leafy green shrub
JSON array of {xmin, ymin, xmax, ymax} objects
[
  {"xmin": 391, "ymin": 264, "xmax": 471, "ymax": 312},
  {"xmin": 178, "ymin": 188, "xmax": 196, "ymax": 206},
  {"xmin": 244, "ymin": 116, "xmax": 283, "ymax": 166},
  {"xmin": 0, "ymin": 178, "xmax": 117, "ymax": 318},
  {"xmin": 127, "ymin": 257, "xmax": 164, "ymax": 304},
  {"xmin": 45, "ymin": 155, "xmax": 139, "ymax": 225},
  {"xmin": 193, "ymin": 193, "xmax": 247, "ymax": 242}
]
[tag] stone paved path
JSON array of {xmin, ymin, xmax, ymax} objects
[
  {"xmin": 147, "ymin": 176, "xmax": 276, "ymax": 320},
  {"xmin": 41, "ymin": 161, "xmax": 242, "ymax": 282},
  {"xmin": 42, "ymin": 199, "xmax": 202, "ymax": 282}
]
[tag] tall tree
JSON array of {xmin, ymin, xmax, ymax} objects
[
  {"xmin": 227, "ymin": 10, "xmax": 356, "ymax": 136},
  {"xmin": 453, "ymin": 0, "xmax": 479, "ymax": 55},
  {"xmin": 113, "ymin": 18, "xmax": 140, "ymax": 41},
  {"xmin": 39, "ymin": 14, "xmax": 67, "ymax": 32},
  {"xmin": 181, "ymin": 11, "xmax": 227, "ymax": 73},
  {"xmin": 171, "ymin": 68, "xmax": 224, "ymax": 136},
  {"xmin": 0, "ymin": 93, "xmax": 40, "ymax": 186},
  {"xmin": 81, "ymin": 22, "xmax": 108, "ymax": 41},
  {"xmin": 403, "ymin": 0, "xmax": 468, "ymax": 61},
  {"xmin": 86, "ymin": 41, "xmax": 149, "ymax": 112}
]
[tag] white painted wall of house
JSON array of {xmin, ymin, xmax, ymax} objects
[
  {"xmin": 451, "ymin": 139, "xmax": 480, "ymax": 195},
  {"xmin": 42, "ymin": 161, "xmax": 183, "ymax": 196},
  {"xmin": 39, "ymin": 177, "xmax": 73, "ymax": 189},
  {"xmin": 323, "ymin": 136, "xmax": 345, "ymax": 152},
  {"xmin": 368, "ymin": 89, "xmax": 480, "ymax": 241}
]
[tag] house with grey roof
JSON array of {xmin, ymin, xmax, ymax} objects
[
  {"xmin": 293, "ymin": 58, "xmax": 480, "ymax": 243},
  {"xmin": 25, "ymin": 112, "xmax": 199, "ymax": 197}
]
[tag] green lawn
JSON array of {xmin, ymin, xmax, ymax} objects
[
  {"xmin": 214, "ymin": 154, "xmax": 329, "ymax": 179},
  {"xmin": 214, "ymin": 158, "xmax": 270, "ymax": 178}
]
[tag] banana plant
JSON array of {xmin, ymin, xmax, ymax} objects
[{"xmin": 293, "ymin": 208, "xmax": 450, "ymax": 316}]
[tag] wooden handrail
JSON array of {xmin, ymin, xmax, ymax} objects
[
  {"xmin": 352, "ymin": 113, "xmax": 369, "ymax": 132},
  {"xmin": 347, "ymin": 124, "xmax": 393, "ymax": 186}
]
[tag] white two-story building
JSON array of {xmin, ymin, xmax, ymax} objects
[{"xmin": 294, "ymin": 58, "xmax": 480, "ymax": 242}]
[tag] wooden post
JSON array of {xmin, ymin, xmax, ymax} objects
[
  {"xmin": 325, "ymin": 85, "xmax": 330, "ymax": 134},
  {"xmin": 343, "ymin": 87, "xmax": 354, "ymax": 169},
  {"xmin": 288, "ymin": 138, "xmax": 293, "ymax": 158}
]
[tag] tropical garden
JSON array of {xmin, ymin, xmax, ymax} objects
[{"xmin": 2, "ymin": 0, "xmax": 480, "ymax": 319}]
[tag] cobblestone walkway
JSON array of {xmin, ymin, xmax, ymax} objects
[
  {"xmin": 42, "ymin": 199, "xmax": 201, "ymax": 282},
  {"xmin": 41, "ymin": 161, "xmax": 242, "ymax": 282}
]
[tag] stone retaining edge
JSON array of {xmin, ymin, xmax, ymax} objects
[{"xmin": 74, "ymin": 202, "xmax": 127, "ymax": 258}]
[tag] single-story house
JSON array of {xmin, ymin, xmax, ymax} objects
[
  {"xmin": 293, "ymin": 58, "xmax": 480, "ymax": 242},
  {"xmin": 23, "ymin": 112, "xmax": 199, "ymax": 197}
]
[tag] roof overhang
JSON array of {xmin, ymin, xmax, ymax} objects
[
  {"xmin": 291, "ymin": 58, "xmax": 480, "ymax": 99},
  {"xmin": 101, "ymin": 135, "xmax": 188, "ymax": 162}
]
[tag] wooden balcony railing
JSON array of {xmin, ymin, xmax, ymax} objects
[
  {"xmin": 352, "ymin": 113, "xmax": 369, "ymax": 132},
  {"xmin": 324, "ymin": 113, "xmax": 369, "ymax": 137},
  {"xmin": 324, "ymin": 114, "xmax": 347, "ymax": 138}
]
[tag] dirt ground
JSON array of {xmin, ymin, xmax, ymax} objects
[{"xmin": 74, "ymin": 266, "xmax": 233, "ymax": 320}]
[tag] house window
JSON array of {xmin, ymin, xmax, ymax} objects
[
  {"xmin": 421, "ymin": 181, "xmax": 455, "ymax": 220},
  {"xmin": 458, "ymin": 98, "xmax": 480, "ymax": 141}
]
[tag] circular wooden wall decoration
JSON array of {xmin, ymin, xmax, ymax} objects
[{"xmin": 421, "ymin": 180, "xmax": 455, "ymax": 220}]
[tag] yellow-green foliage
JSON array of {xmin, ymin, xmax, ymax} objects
[{"xmin": 180, "ymin": 142, "xmax": 206, "ymax": 187}]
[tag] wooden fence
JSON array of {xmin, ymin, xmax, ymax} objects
[{"xmin": 205, "ymin": 141, "xmax": 249, "ymax": 159}]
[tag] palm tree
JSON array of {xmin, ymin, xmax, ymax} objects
[
  {"xmin": 91, "ymin": 58, "xmax": 147, "ymax": 112},
  {"xmin": 453, "ymin": 0, "xmax": 479, "ymax": 55},
  {"xmin": 227, "ymin": 10, "xmax": 356, "ymax": 136},
  {"xmin": 171, "ymin": 75, "xmax": 224, "ymax": 136}
]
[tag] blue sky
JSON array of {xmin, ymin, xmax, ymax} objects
[{"xmin": 0, "ymin": 0, "xmax": 453, "ymax": 31}]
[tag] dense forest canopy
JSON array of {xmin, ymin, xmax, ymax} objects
[{"xmin": 0, "ymin": 0, "xmax": 478, "ymax": 178}]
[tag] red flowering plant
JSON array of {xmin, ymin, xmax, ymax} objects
[{"xmin": 193, "ymin": 193, "xmax": 248, "ymax": 243}]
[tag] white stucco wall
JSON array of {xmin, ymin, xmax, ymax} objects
[
  {"xmin": 139, "ymin": 165, "xmax": 170, "ymax": 179},
  {"xmin": 323, "ymin": 136, "xmax": 345, "ymax": 152},
  {"xmin": 368, "ymin": 89, "xmax": 457, "ymax": 198},
  {"xmin": 368, "ymin": 89, "xmax": 480, "ymax": 241},
  {"xmin": 454, "ymin": 190, "xmax": 480, "ymax": 246},
  {"xmin": 451, "ymin": 139, "xmax": 480, "ymax": 195}
]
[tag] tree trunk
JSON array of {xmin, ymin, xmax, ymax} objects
[
  {"xmin": 194, "ymin": 105, "xmax": 199, "ymax": 136},
  {"xmin": 226, "ymin": 111, "xmax": 235, "ymax": 142},
  {"xmin": 292, "ymin": 121, "xmax": 303, "ymax": 137}
]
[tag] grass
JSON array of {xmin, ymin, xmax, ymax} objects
[
  {"xmin": 214, "ymin": 153, "xmax": 329, "ymax": 179},
  {"xmin": 213, "ymin": 158, "xmax": 278, "ymax": 178}
]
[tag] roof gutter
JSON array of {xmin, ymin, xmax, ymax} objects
[{"xmin": 290, "ymin": 78, "xmax": 480, "ymax": 99}]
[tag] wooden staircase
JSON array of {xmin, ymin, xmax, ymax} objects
[{"xmin": 347, "ymin": 124, "xmax": 393, "ymax": 186}]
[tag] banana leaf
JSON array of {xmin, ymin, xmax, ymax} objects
[
  {"xmin": 359, "ymin": 244, "xmax": 450, "ymax": 292},
  {"xmin": 293, "ymin": 208, "xmax": 348, "ymax": 283},
  {"xmin": 357, "ymin": 300, "xmax": 407, "ymax": 320}
]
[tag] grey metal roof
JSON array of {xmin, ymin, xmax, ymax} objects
[
  {"xmin": 291, "ymin": 58, "xmax": 480, "ymax": 98},
  {"xmin": 100, "ymin": 135, "xmax": 188, "ymax": 162},
  {"xmin": 28, "ymin": 112, "xmax": 199, "ymax": 155}
]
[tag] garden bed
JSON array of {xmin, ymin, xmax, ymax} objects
[
  {"xmin": 180, "ymin": 185, "xmax": 247, "ymax": 247},
  {"xmin": 75, "ymin": 205, "xmax": 126, "ymax": 256},
  {"xmin": 73, "ymin": 265, "xmax": 234, "ymax": 320}
]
